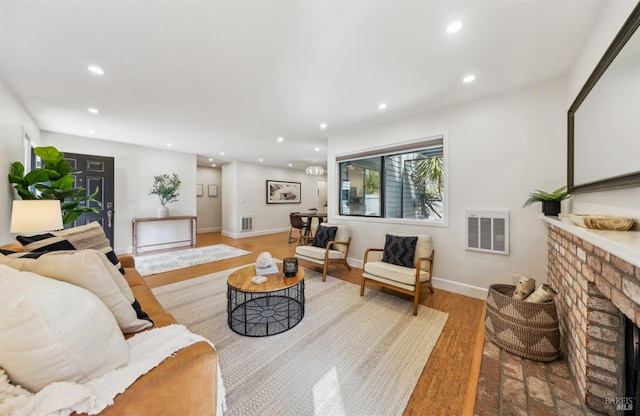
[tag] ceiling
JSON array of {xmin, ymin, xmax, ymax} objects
[{"xmin": 0, "ymin": 0, "xmax": 604, "ymax": 171}]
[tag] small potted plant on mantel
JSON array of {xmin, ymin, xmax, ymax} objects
[
  {"xmin": 149, "ymin": 173, "xmax": 181, "ymax": 217},
  {"xmin": 523, "ymin": 186, "xmax": 571, "ymax": 216}
]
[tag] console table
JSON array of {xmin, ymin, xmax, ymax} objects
[{"xmin": 132, "ymin": 216, "xmax": 197, "ymax": 256}]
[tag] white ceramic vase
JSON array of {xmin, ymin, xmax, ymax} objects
[{"xmin": 157, "ymin": 205, "xmax": 169, "ymax": 218}]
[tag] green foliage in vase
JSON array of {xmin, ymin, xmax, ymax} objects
[
  {"xmin": 149, "ymin": 173, "xmax": 181, "ymax": 206},
  {"xmin": 8, "ymin": 146, "xmax": 101, "ymax": 225}
]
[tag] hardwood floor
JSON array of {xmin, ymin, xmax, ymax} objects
[{"xmin": 144, "ymin": 231, "xmax": 485, "ymax": 415}]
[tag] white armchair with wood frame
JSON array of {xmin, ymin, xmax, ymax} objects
[
  {"xmin": 295, "ymin": 223, "xmax": 352, "ymax": 282},
  {"xmin": 361, "ymin": 233, "xmax": 435, "ymax": 316}
]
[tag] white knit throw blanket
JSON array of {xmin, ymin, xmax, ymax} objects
[{"xmin": 0, "ymin": 324, "xmax": 226, "ymax": 416}]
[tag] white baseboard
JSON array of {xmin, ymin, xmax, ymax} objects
[
  {"xmin": 431, "ymin": 277, "xmax": 488, "ymax": 300},
  {"xmin": 347, "ymin": 257, "xmax": 487, "ymax": 300},
  {"xmin": 197, "ymin": 227, "xmax": 222, "ymax": 233},
  {"xmin": 222, "ymin": 227, "xmax": 290, "ymax": 239}
]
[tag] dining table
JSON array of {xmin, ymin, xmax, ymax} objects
[{"xmin": 298, "ymin": 212, "xmax": 327, "ymax": 234}]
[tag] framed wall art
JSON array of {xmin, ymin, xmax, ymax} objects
[
  {"xmin": 266, "ymin": 180, "xmax": 301, "ymax": 204},
  {"xmin": 208, "ymin": 184, "xmax": 218, "ymax": 197},
  {"xmin": 196, "ymin": 184, "xmax": 203, "ymax": 196}
]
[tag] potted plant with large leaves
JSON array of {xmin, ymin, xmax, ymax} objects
[
  {"xmin": 8, "ymin": 146, "xmax": 101, "ymax": 225},
  {"xmin": 523, "ymin": 186, "xmax": 571, "ymax": 216},
  {"xmin": 149, "ymin": 173, "xmax": 181, "ymax": 217}
]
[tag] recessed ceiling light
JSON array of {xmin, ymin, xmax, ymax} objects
[
  {"xmin": 378, "ymin": 103, "xmax": 387, "ymax": 110},
  {"xmin": 212, "ymin": 164, "xmax": 216, "ymax": 167},
  {"xmin": 320, "ymin": 123, "xmax": 327, "ymax": 130},
  {"xmin": 463, "ymin": 74, "xmax": 476, "ymax": 83},
  {"xmin": 166, "ymin": 143, "xmax": 172, "ymax": 147},
  {"xmin": 315, "ymin": 147, "xmax": 320, "ymax": 152},
  {"xmin": 87, "ymin": 65, "xmax": 104, "ymax": 75},
  {"xmin": 259, "ymin": 158, "xmax": 263, "ymax": 162},
  {"xmin": 88, "ymin": 107, "xmax": 100, "ymax": 114},
  {"xmin": 277, "ymin": 137, "xmax": 284, "ymax": 142},
  {"xmin": 87, "ymin": 129, "xmax": 96, "ymax": 134},
  {"xmin": 446, "ymin": 21, "xmax": 463, "ymax": 34},
  {"xmin": 288, "ymin": 163, "xmax": 293, "ymax": 167},
  {"xmin": 209, "ymin": 158, "xmax": 213, "ymax": 162},
  {"xmin": 220, "ymin": 152, "xmax": 225, "ymax": 156}
]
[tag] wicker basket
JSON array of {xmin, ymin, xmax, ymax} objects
[{"xmin": 485, "ymin": 284, "xmax": 560, "ymax": 362}]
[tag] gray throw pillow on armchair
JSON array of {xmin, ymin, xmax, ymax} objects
[
  {"xmin": 382, "ymin": 234, "xmax": 418, "ymax": 268},
  {"xmin": 312, "ymin": 226, "xmax": 338, "ymax": 249}
]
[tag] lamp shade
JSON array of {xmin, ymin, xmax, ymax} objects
[
  {"xmin": 10, "ymin": 200, "xmax": 64, "ymax": 234},
  {"xmin": 305, "ymin": 165, "xmax": 325, "ymax": 176}
]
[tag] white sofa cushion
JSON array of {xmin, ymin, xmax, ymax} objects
[
  {"xmin": 332, "ymin": 225, "xmax": 350, "ymax": 253},
  {"xmin": 296, "ymin": 245, "xmax": 346, "ymax": 261},
  {"xmin": 363, "ymin": 260, "xmax": 431, "ymax": 287},
  {"xmin": 0, "ymin": 264, "xmax": 129, "ymax": 392},
  {"xmin": 0, "ymin": 249, "xmax": 153, "ymax": 334}
]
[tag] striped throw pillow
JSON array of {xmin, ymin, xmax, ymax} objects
[{"xmin": 16, "ymin": 222, "xmax": 123, "ymax": 273}]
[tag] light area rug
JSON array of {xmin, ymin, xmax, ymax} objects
[
  {"xmin": 152, "ymin": 266, "xmax": 449, "ymax": 416},
  {"xmin": 134, "ymin": 244, "xmax": 251, "ymax": 276}
]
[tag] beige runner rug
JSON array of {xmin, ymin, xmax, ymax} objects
[
  {"xmin": 152, "ymin": 267, "xmax": 448, "ymax": 416},
  {"xmin": 134, "ymin": 244, "xmax": 251, "ymax": 276}
]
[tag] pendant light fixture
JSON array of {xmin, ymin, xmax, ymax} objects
[{"xmin": 305, "ymin": 165, "xmax": 325, "ymax": 176}]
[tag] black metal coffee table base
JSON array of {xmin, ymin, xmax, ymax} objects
[{"xmin": 227, "ymin": 281, "xmax": 305, "ymax": 337}]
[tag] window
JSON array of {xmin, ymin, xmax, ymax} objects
[{"xmin": 337, "ymin": 137, "xmax": 446, "ymax": 223}]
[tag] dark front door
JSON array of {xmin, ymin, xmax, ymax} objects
[{"xmin": 63, "ymin": 152, "xmax": 115, "ymax": 246}]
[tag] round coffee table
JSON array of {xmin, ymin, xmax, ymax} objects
[{"xmin": 227, "ymin": 263, "xmax": 305, "ymax": 337}]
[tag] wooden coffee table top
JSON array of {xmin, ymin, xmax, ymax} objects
[{"xmin": 227, "ymin": 263, "xmax": 305, "ymax": 293}]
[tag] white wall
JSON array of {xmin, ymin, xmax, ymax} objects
[
  {"xmin": 196, "ymin": 166, "xmax": 222, "ymax": 232},
  {"xmin": 328, "ymin": 78, "xmax": 567, "ymax": 298},
  {"xmin": 567, "ymin": 0, "xmax": 640, "ymax": 223},
  {"xmin": 222, "ymin": 160, "xmax": 326, "ymax": 238},
  {"xmin": 0, "ymin": 76, "xmax": 41, "ymax": 243},
  {"xmin": 38, "ymin": 131, "xmax": 197, "ymax": 254}
]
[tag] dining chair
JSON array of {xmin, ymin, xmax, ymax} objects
[{"xmin": 288, "ymin": 213, "xmax": 311, "ymax": 243}]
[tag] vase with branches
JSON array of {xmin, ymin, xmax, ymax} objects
[{"xmin": 149, "ymin": 173, "xmax": 181, "ymax": 217}]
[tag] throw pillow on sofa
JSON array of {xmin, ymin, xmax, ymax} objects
[
  {"xmin": 16, "ymin": 221, "xmax": 123, "ymax": 273},
  {"xmin": 0, "ymin": 249, "xmax": 153, "ymax": 333},
  {"xmin": 0, "ymin": 264, "xmax": 129, "ymax": 392}
]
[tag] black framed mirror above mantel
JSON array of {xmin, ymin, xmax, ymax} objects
[{"xmin": 567, "ymin": 1, "xmax": 640, "ymax": 194}]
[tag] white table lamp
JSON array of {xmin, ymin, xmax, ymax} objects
[{"xmin": 10, "ymin": 200, "xmax": 64, "ymax": 234}]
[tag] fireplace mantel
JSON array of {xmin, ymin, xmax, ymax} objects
[
  {"xmin": 541, "ymin": 215, "xmax": 640, "ymax": 268},
  {"xmin": 544, "ymin": 215, "xmax": 640, "ymax": 414}
]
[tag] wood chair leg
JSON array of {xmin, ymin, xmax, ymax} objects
[
  {"xmin": 322, "ymin": 264, "xmax": 328, "ymax": 282},
  {"xmin": 360, "ymin": 278, "xmax": 366, "ymax": 296},
  {"xmin": 413, "ymin": 285, "xmax": 421, "ymax": 316}
]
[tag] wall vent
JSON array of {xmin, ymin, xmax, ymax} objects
[
  {"xmin": 241, "ymin": 216, "xmax": 253, "ymax": 232},
  {"xmin": 466, "ymin": 210, "xmax": 509, "ymax": 255}
]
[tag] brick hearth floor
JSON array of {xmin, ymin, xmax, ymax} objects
[{"xmin": 474, "ymin": 339, "xmax": 600, "ymax": 416}]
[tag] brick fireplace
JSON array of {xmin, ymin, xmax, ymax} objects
[{"xmin": 545, "ymin": 218, "xmax": 640, "ymax": 415}]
